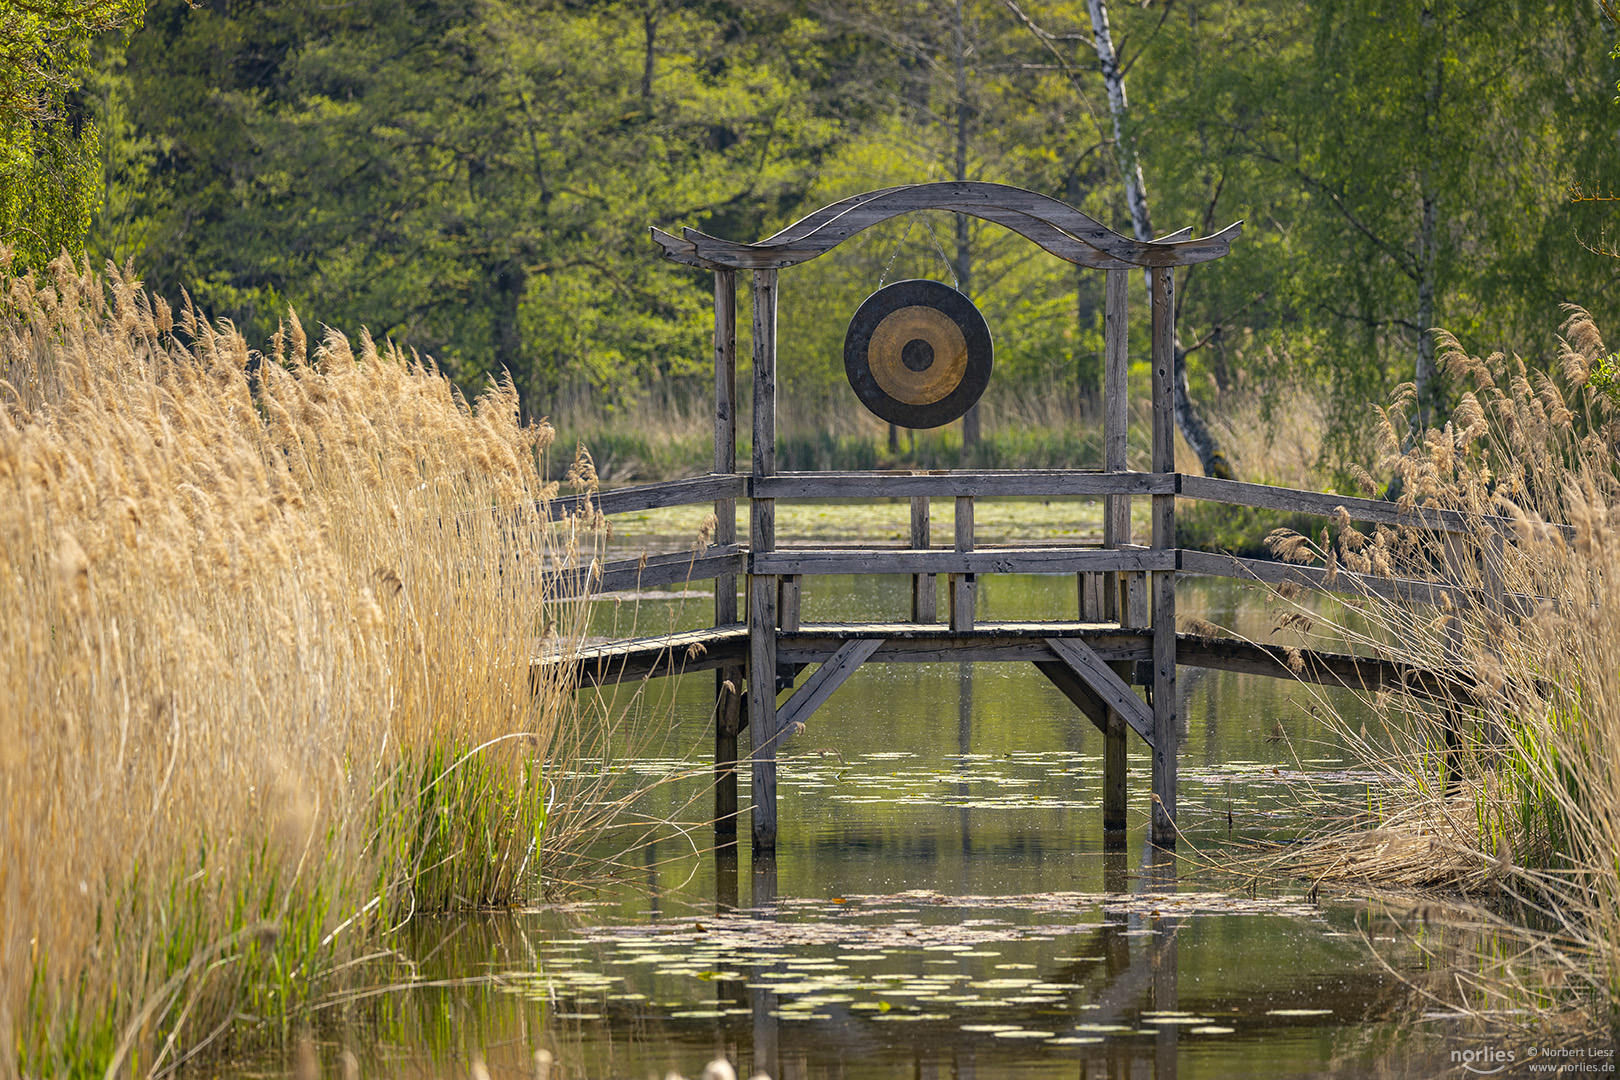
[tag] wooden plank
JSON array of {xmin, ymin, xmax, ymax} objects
[
  {"xmin": 750, "ymin": 470, "xmax": 1172, "ymax": 499},
  {"xmin": 669, "ymin": 182, "xmax": 1242, "ymax": 270},
  {"xmin": 1174, "ymin": 633, "xmax": 1467, "ymax": 701},
  {"xmin": 749, "ymin": 547, "xmax": 1176, "ymax": 576},
  {"xmin": 1046, "ymin": 637, "xmax": 1155, "ymax": 745},
  {"xmin": 1150, "ymin": 265, "xmax": 1178, "ymax": 849},
  {"xmin": 546, "ymin": 474, "xmax": 746, "ymax": 520},
  {"xmin": 776, "ymin": 574, "xmax": 801, "ymax": 689},
  {"xmin": 952, "ymin": 496, "xmax": 976, "ymax": 632},
  {"xmin": 778, "ymin": 638, "xmax": 884, "ymax": 733},
  {"xmin": 748, "ymin": 575, "xmax": 779, "ymax": 852},
  {"xmin": 1079, "ymin": 573, "xmax": 1105, "ymax": 621},
  {"xmin": 910, "ymin": 495, "xmax": 936, "ymax": 623},
  {"xmin": 1033, "ymin": 660, "xmax": 1110, "ymax": 733},
  {"xmin": 549, "ymin": 545, "xmax": 745, "ymax": 598},
  {"xmin": 1104, "ymin": 267, "xmax": 1130, "ymax": 625},
  {"xmin": 1174, "ymin": 548, "xmax": 1528, "ymax": 612},
  {"xmin": 714, "ymin": 269, "xmax": 739, "ymax": 631},
  {"xmin": 1180, "ymin": 474, "xmax": 1461, "ymax": 533},
  {"xmin": 751, "ymin": 269, "xmax": 778, "ymax": 561}
]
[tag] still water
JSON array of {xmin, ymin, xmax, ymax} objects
[{"xmin": 280, "ymin": 505, "xmax": 1484, "ymax": 1078}]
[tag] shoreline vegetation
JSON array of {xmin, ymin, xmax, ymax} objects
[
  {"xmin": 1212, "ymin": 309, "xmax": 1620, "ymax": 1040},
  {"xmin": 0, "ymin": 254, "xmax": 656, "ymax": 1077}
]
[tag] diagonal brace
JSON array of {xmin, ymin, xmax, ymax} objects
[
  {"xmin": 777, "ymin": 638, "xmax": 884, "ymax": 736},
  {"xmin": 1045, "ymin": 637, "xmax": 1155, "ymax": 746}
]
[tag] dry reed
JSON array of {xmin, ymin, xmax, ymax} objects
[
  {"xmin": 0, "ymin": 252, "xmax": 624, "ymax": 1075},
  {"xmin": 1249, "ymin": 306, "xmax": 1620, "ymax": 1032}
]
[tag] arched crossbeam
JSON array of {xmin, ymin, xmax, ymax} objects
[{"xmin": 650, "ymin": 181, "xmax": 1241, "ymax": 271}]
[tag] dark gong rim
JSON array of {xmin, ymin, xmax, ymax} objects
[{"xmin": 843, "ymin": 279, "xmax": 993, "ymax": 429}]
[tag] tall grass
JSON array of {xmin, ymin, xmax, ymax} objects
[
  {"xmin": 1254, "ymin": 307, "xmax": 1620, "ymax": 1032},
  {"xmin": 0, "ymin": 254, "xmax": 620, "ymax": 1076}
]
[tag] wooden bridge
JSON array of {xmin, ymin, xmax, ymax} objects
[{"xmin": 532, "ymin": 183, "xmax": 1508, "ymax": 854}]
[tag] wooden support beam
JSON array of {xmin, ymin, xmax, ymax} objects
[
  {"xmin": 747, "ymin": 576, "xmax": 779, "ymax": 852},
  {"xmin": 778, "ymin": 638, "xmax": 884, "ymax": 735},
  {"xmin": 1149, "ymin": 265, "xmax": 1179, "ymax": 849},
  {"xmin": 1046, "ymin": 636, "xmax": 1155, "ymax": 746},
  {"xmin": 951, "ymin": 496, "xmax": 976, "ymax": 632},
  {"xmin": 910, "ymin": 494, "xmax": 936, "ymax": 623},
  {"xmin": 1033, "ymin": 661, "xmax": 1110, "ymax": 734},
  {"xmin": 1103, "ymin": 267, "xmax": 1130, "ymax": 626},
  {"xmin": 714, "ymin": 267, "xmax": 742, "ymax": 845},
  {"xmin": 776, "ymin": 574, "xmax": 801, "ymax": 689},
  {"xmin": 715, "ymin": 675, "xmax": 742, "ymax": 837}
]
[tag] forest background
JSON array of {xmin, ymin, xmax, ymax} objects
[{"xmin": 6, "ymin": 0, "xmax": 1620, "ymax": 486}]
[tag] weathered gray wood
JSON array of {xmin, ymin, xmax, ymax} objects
[
  {"xmin": 658, "ymin": 182, "xmax": 1242, "ymax": 271},
  {"xmin": 1103, "ymin": 712, "xmax": 1127, "ymax": 833},
  {"xmin": 951, "ymin": 496, "xmax": 976, "ymax": 632},
  {"xmin": 1103, "ymin": 267, "xmax": 1130, "ymax": 625},
  {"xmin": 748, "ymin": 574, "xmax": 779, "ymax": 852},
  {"xmin": 1180, "ymin": 474, "xmax": 1464, "ymax": 534},
  {"xmin": 749, "ymin": 547, "xmax": 1175, "ymax": 576},
  {"xmin": 1149, "ymin": 265, "xmax": 1178, "ymax": 849},
  {"xmin": 751, "ymin": 268, "xmax": 778, "ymax": 566},
  {"xmin": 551, "ymin": 545, "xmax": 745, "ymax": 598},
  {"xmin": 910, "ymin": 495, "xmax": 936, "ymax": 623},
  {"xmin": 1046, "ymin": 636, "xmax": 1155, "ymax": 745},
  {"xmin": 1175, "ymin": 633, "xmax": 1467, "ymax": 701},
  {"xmin": 1175, "ymin": 548, "xmax": 1525, "ymax": 612},
  {"xmin": 1151, "ymin": 566, "xmax": 1178, "ymax": 848},
  {"xmin": 714, "ymin": 269, "xmax": 739, "ymax": 632},
  {"xmin": 1079, "ymin": 573, "xmax": 1106, "ymax": 621},
  {"xmin": 1033, "ymin": 661, "xmax": 1110, "ymax": 733},
  {"xmin": 715, "ymin": 675, "xmax": 742, "ymax": 837},
  {"xmin": 776, "ymin": 574, "xmax": 801, "ymax": 689},
  {"xmin": 750, "ymin": 470, "xmax": 1172, "ymax": 500},
  {"xmin": 777, "ymin": 638, "xmax": 884, "ymax": 734},
  {"xmin": 547, "ymin": 474, "xmax": 746, "ymax": 520}
]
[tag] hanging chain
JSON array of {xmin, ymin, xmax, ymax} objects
[
  {"xmin": 877, "ymin": 213, "xmax": 921, "ymax": 289},
  {"xmin": 921, "ymin": 212, "xmax": 960, "ymax": 292}
]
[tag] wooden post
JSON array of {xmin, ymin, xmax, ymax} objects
[
  {"xmin": 714, "ymin": 268, "xmax": 741, "ymax": 839},
  {"xmin": 776, "ymin": 574, "xmax": 800, "ymax": 689},
  {"xmin": 910, "ymin": 494, "xmax": 936, "ymax": 623},
  {"xmin": 748, "ymin": 268, "xmax": 781, "ymax": 853},
  {"xmin": 1149, "ymin": 266, "xmax": 1178, "ymax": 848},
  {"xmin": 1102, "ymin": 268, "xmax": 1131, "ymax": 839},
  {"xmin": 950, "ymin": 495, "xmax": 976, "ymax": 632}
]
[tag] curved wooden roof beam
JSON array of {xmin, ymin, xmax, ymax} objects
[{"xmin": 650, "ymin": 181, "xmax": 1241, "ymax": 271}]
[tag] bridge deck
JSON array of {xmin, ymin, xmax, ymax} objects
[{"xmin": 537, "ymin": 620, "xmax": 1458, "ymax": 699}]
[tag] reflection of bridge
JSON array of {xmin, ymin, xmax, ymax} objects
[{"xmin": 534, "ymin": 183, "xmax": 1505, "ymax": 853}]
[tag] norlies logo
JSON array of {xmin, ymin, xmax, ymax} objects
[{"xmin": 1454, "ymin": 1047, "xmax": 1516, "ymax": 1074}]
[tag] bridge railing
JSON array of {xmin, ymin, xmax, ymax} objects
[{"xmin": 544, "ymin": 469, "xmax": 1547, "ymax": 616}]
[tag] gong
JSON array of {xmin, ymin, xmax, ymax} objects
[{"xmin": 843, "ymin": 279, "xmax": 993, "ymax": 428}]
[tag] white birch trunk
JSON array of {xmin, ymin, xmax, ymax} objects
[{"xmin": 1085, "ymin": 0, "xmax": 1232, "ymax": 478}]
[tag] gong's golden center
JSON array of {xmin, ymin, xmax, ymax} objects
[{"xmin": 866, "ymin": 306, "xmax": 970, "ymax": 406}]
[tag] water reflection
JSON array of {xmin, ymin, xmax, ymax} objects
[{"xmin": 233, "ymin": 576, "xmax": 1461, "ymax": 1078}]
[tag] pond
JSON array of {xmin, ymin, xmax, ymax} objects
[{"xmin": 272, "ymin": 501, "xmax": 1487, "ymax": 1078}]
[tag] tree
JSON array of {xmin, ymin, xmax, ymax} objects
[
  {"xmin": 92, "ymin": 0, "xmax": 836, "ymax": 414},
  {"xmin": 0, "ymin": 0, "xmax": 143, "ymax": 270}
]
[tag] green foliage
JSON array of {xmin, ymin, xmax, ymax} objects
[
  {"xmin": 0, "ymin": 0, "xmax": 143, "ymax": 271},
  {"xmin": 1590, "ymin": 352, "xmax": 1620, "ymax": 408},
  {"xmin": 87, "ymin": 0, "xmax": 1620, "ymax": 463}
]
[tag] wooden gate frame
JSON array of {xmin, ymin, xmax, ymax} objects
[{"xmin": 648, "ymin": 181, "xmax": 1244, "ymax": 852}]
